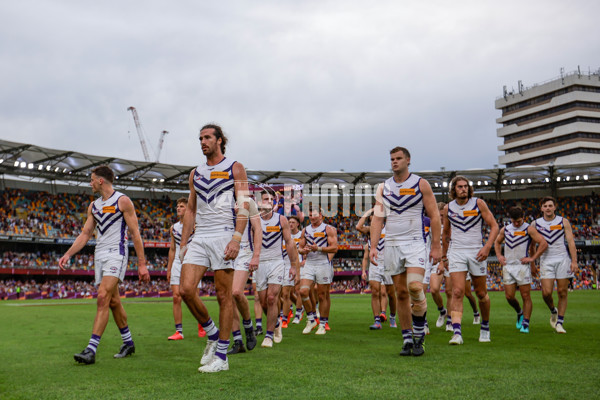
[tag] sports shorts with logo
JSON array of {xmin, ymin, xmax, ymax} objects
[
  {"xmin": 301, "ymin": 261, "xmax": 333, "ymax": 285},
  {"xmin": 95, "ymin": 252, "xmax": 127, "ymax": 286},
  {"xmin": 183, "ymin": 235, "xmax": 235, "ymax": 271},
  {"xmin": 540, "ymin": 257, "xmax": 574, "ymax": 280},
  {"xmin": 384, "ymin": 241, "xmax": 427, "ymax": 276},
  {"xmin": 503, "ymin": 263, "xmax": 532, "ymax": 286},
  {"xmin": 448, "ymin": 248, "xmax": 487, "ymax": 277},
  {"xmin": 255, "ymin": 258, "xmax": 285, "ymax": 292}
]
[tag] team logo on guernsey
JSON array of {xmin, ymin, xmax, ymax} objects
[
  {"xmin": 210, "ymin": 171, "xmax": 230, "ymax": 180},
  {"xmin": 514, "ymin": 231, "xmax": 526, "ymax": 236},
  {"xmin": 313, "ymin": 232, "xmax": 326, "ymax": 238},
  {"xmin": 399, "ymin": 188, "xmax": 416, "ymax": 196},
  {"xmin": 266, "ymin": 226, "xmax": 281, "ymax": 232},
  {"xmin": 463, "ymin": 210, "xmax": 478, "ymax": 217},
  {"xmin": 102, "ymin": 206, "xmax": 116, "ymax": 213},
  {"xmin": 294, "ymin": 238, "xmax": 301, "ymax": 243},
  {"xmin": 550, "ymin": 225, "xmax": 563, "ymax": 230}
]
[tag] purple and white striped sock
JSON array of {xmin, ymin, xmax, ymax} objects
[
  {"xmin": 201, "ymin": 318, "xmax": 220, "ymax": 341},
  {"xmin": 402, "ymin": 329, "xmax": 413, "ymax": 344},
  {"xmin": 452, "ymin": 323, "xmax": 462, "ymax": 336},
  {"xmin": 214, "ymin": 339, "xmax": 229, "ymax": 361},
  {"xmin": 119, "ymin": 326, "xmax": 134, "ymax": 346},
  {"xmin": 86, "ymin": 334, "xmax": 101, "ymax": 354}
]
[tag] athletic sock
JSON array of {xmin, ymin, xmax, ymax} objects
[
  {"xmin": 242, "ymin": 319, "xmax": 253, "ymax": 330},
  {"xmin": 481, "ymin": 320, "xmax": 490, "ymax": 332},
  {"xmin": 557, "ymin": 315, "xmax": 564, "ymax": 325},
  {"xmin": 452, "ymin": 323, "xmax": 462, "ymax": 336},
  {"xmin": 256, "ymin": 318, "xmax": 263, "ymax": 329},
  {"xmin": 402, "ymin": 329, "xmax": 413, "ymax": 344},
  {"xmin": 282, "ymin": 315, "xmax": 288, "ymax": 323},
  {"xmin": 308, "ymin": 312, "xmax": 316, "ymax": 323},
  {"xmin": 551, "ymin": 307, "xmax": 558, "ymax": 314},
  {"xmin": 390, "ymin": 313, "xmax": 396, "ymax": 318},
  {"xmin": 86, "ymin": 334, "xmax": 101, "ymax": 354},
  {"xmin": 438, "ymin": 306, "xmax": 447, "ymax": 316},
  {"xmin": 320, "ymin": 317, "xmax": 328, "ymax": 327},
  {"xmin": 473, "ymin": 311, "xmax": 480, "ymax": 318},
  {"xmin": 215, "ymin": 339, "xmax": 229, "ymax": 361},
  {"xmin": 232, "ymin": 330, "xmax": 242, "ymax": 342},
  {"xmin": 201, "ymin": 318, "xmax": 220, "ymax": 341},
  {"xmin": 517, "ymin": 309, "xmax": 523, "ymax": 317},
  {"xmin": 119, "ymin": 326, "xmax": 134, "ymax": 346},
  {"xmin": 374, "ymin": 315, "xmax": 381, "ymax": 323},
  {"xmin": 412, "ymin": 314, "xmax": 426, "ymax": 339},
  {"xmin": 276, "ymin": 318, "xmax": 281, "ymax": 328},
  {"xmin": 295, "ymin": 307, "xmax": 304, "ymax": 317},
  {"xmin": 522, "ymin": 318, "xmax": 530, "ymax": 329},
  {"xmin": 175, "ymin": 323, "xmax": 183, "ymax": 334},
  {"xmin": 265, "ymin": 331, "xmax": 274, "ymax": 340}
]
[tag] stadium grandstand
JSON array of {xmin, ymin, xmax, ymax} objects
[{"xmin": 0, "ymin": 139, "xmax": 599, "ymax": 300}]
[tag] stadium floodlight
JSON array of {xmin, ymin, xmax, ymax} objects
[
  {"xmin": 545, "ymin": 177, "xmax": 550, "ymax": 182},
  {"xmin": 511, "ymin": 179, "xmax": 516, "ymax": 184},
  {"xmin": 477, "ymin": 181, "xmax": 481, "ymax": 186},
  {"xmin": 469, "ymin": 181, "xmax": 474, "ymax": 186},
  {"xmin": 556, "ymin": 177, "xmax": 561, "ymax": 182},
  {"xmin": 520, "ymin": 179, "xmax": 524, "ymax": 184},
  {"xmin": 115, "ymin": 176, "xmax": 119, "ymax": 180},
  {"xmin": 152, "ymin": 178, "xmax": 157, "ymax": 182},
  {"xmin": 484, "ymin": 180, "xmax": 489, "ymax": 185},
  {"xmin": 584, "ymin": 175, "xmax": 589, "ymax": 180},
  {"xmin": 442, "ymin": 182, "xmax": 448, "ymax": 188},
  {"xmin": 0, "ymin": 158, "xmax": 3, "ymax": 164},
  {"xmin": 62, "ymin": 168, "xmax": 67, "ymax": 173},
  {"xmin": 28, "ymin": 163, "xmax": 34, "ymax": 169},
  {"xmin": 434, "ymin": 182, "xmax": 439, "ymax": 187},
  {"xmin": 503, "ymin": 179, "xmax": 507, "ymax": 185},
  {"xmin": 20, "ymin": 161, "xmax": 26, "ymax": 168},
  {"xmin": 14, "ymin": 161, "xmax": 19, "ymax": 167},
  {"xmin": 54, "ymin": 167, "xmax": 59, "ymax": 172},
  {"xmin": 159, "ymin": 179, "xmax": 164, "ymax": 183},
  {"xmin": 527, "ymin": 178, "xmax": 532, "ymax": 183},
  {"xmin": 38, "ymin": 165, "xmax": 43, "ymax": 170},
  {"xmin": 576, "ymin": 176, "xmax": 580, "ymax": 180},
  {"xmin": 46, "ymin": 165, "xmax": 51, "ymax": 171}
]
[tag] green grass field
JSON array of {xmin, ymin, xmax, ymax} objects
[{"xmin": 1, "ymin": 291, "xmax": 599, "ymax": 400}]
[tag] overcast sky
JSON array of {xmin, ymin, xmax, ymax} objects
[{"xmin": 1, "ymin": 1, "xmax": 599, "ymax": 174}]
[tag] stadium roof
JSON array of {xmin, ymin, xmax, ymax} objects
[{"xmin": 1, "ymin": 139, "xmax": 599, "ymax": 194}]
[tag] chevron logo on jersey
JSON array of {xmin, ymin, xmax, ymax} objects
[
  {"xmin": 383, "ymin": 181, "xmax": 422, "ymax": 215},
  {"xmin": 92, "ymin": 202, "xmax": 123, "ymax": 235},
  {"xmin": 193, "ymin": 165, "xmax": 234, "ymax": 204}
]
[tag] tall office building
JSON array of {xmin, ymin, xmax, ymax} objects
[{"xmin": 495, "ymin": 69, "xmax": 600, "ymax": 167}]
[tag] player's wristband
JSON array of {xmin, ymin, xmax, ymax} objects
[
  {"xmin": 232, "ymin": 232, "xmax": 242, "ymax": 243},
  {"xmin": 317, "ymin": 247, "xmax": 323, "ymax": 252}
]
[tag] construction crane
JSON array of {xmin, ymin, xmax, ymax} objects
[{"xmin": 127, "ymin": 107, "xmax": 168, "ymax": 162}]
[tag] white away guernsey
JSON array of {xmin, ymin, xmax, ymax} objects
[
  {"xmin": 91, "ymin": 191, "xmax": 128, "ymax": 256},
  {"xmin": 304, "ymin": 222, "xmax": 331, "ymax": 264},
  {"xmin": 381, "ymin": 173, "xmax": 426, "ymax": 244},
  {"xmin": 447, "ymin": 197, "xmax": 483, "ymax": 250},
  {"xmin": 535, "ymin": 216, "xmax": 569, "ymax": 261},
  {"xmin": 192, "ymin": 157, "xmax": 237, "ymax": 237},
  {"xmin": 503, "ymin": 222, "xmax": 531, "ymax": 264},
  {"xmin": 283, "ymin": 230, "xmax": 302, "ymax": 261},
  {"xmin": 260, "ymin": 213, "xmax": 284, "ymax": 261},
  {"xmin": 368, "ymin": 226, "xmax": 385, "ymax": 263}
]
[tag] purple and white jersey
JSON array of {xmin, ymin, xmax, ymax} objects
[
  {"xmin": 283, "ymin": 230, "xmax": 302, "ymax": 261},
  {"xmin": 304, "ymin": 222, "xmax": 331, "ymax": 264},
  {"xmin": 172, "ymin": 221, "xmax": 194, "ymax": 261},
  {"xmin": 381, "ymin": 174, "xmax": 426, "ymax": 244},
  {"xmin": 535, "ymin": 216, "xmax": 569, "ymax": 261},
  {"xmin": 423, "ymin": 216, "xmax": 431, "ymax": 251},
  {"xmin": 193, "ymin": 157, "xmax": 237, "ymax": 237},
  {"xmin": 368, "ymin": 226, "xmax": 386, "ymax": 263},
  {"xmin": 91, "ymin": 191, "xmax": 127, "ymax": 256},
  {"xmin": 447, "ymin": 197, "xmax": 483, "ymax": 250},
  {"xmin": 260, "ymin": 213, "xmax": 284, "ymax": 261},
  {"xmin": 504, "ymin": 222, "xmax": 531, "ymax": 264}
]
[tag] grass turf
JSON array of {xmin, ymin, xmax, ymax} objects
[{"xmin": 0, "ymin": 291, "xmax": 599, "ymax": 400}]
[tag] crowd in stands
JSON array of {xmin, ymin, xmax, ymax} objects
[{"xmin": 0, "ymin": 278, "xmax": 218, "ymax": 300}]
